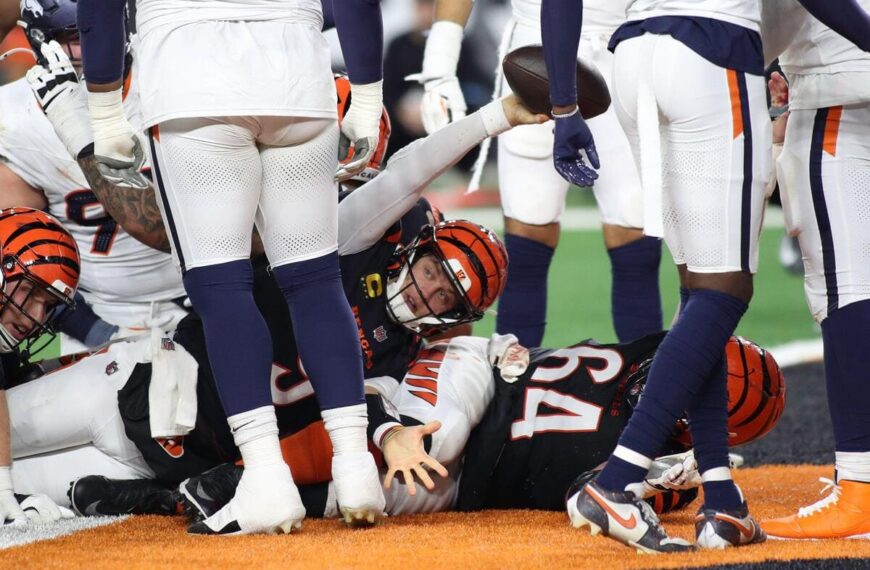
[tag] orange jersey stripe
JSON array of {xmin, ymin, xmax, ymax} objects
[
  {"xmin": 727, "ymin": 69, "xmax": 743, "ymax": 139},
  {"xmin": 823, "ymin": 106, "xmax": 843, "ymax": 156}
]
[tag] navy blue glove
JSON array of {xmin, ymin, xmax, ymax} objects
[{"xmin": 553, "ymin": 108, "xmax": 600, "ymax": 187}]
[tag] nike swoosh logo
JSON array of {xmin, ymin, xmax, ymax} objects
[
  {"xmin": 83, "ymin": 500, "xmax": 103, "ymax": 516},
  {"xmin": 586, "ymin": 486, "xmax": 637, "ymax": 530},
  {"xmin": 195, "ymin": 481, "xmax": 214, "ymax": 502},
  {"xmin": 231, "ymin": 419, "xmax": 255, "ymax": 433},
  {"xmin": 711, "ymin": 513, "xmax": 756, "ymax": 538}
]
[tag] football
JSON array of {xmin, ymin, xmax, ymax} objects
[{"xmin": 502, "ymin": 45, "xmax": 611, "ymax": 119}]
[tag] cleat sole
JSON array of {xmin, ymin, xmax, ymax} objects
[{"xmin": 340, "ymin": 507, "xmax": 383, "ymax": 528}]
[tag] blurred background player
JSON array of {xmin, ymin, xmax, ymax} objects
[
  {"xmin": 0, "ymin": 1, "xmax": 189, "ymax": 354},
  {"xmin": 74, "ymin": 0, "xmax": 388, "ymax": 534},
  {"xmin": 759, "ymin": 0, "xmax": 870, "ymax": 540},
  {"xmin": 413, "ymin": 0, "xmax": 662, "ymax": 347},
  {"xmin": 0, "ymin": 208, "xmax": 80, "ymax": 525}
]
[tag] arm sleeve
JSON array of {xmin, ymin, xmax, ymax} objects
[
  {"xmin": 541, "ymin": 0, "xmax": 583, "ymax": 107},
  {"xmin": 797, "ymin": 0, "xmax": 870, "ymax": 52},
  {"xmin": 337, "ymin": 99, "xmax": 511, "ymax": 255},
  {"xmin": 77, "ymin": 0, "xmax": 128, "ymax": 84},
  {"xmin": 331, "ymin": 0, "xmax": 384, "ymax": 84}
]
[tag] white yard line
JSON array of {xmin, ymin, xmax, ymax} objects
[
  {"xmin": 445, "ymin": 206, "xmax": 787, "ymax": 232},
  {"xmin": 767, "ymin": 337, "xmax": 824, "ymax": 368},
  {"xmin": 0, "ymin": 515, "xmax": 126, "ymax": 550}
]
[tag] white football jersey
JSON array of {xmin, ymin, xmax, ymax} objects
[
  {"xmin": 0, "ymin": 78, "xmax": 186, "ymax": 309},
  {"xmin": 135, "ymin": 0, "xmax": 323, "ymax": 36},
  {"xmin": 626, "ymin": 0, "xmax": 761, "ymax": 31},
  {"xmin": 776, "ymin": 0, "xmax": 870, "ymax": 109},
  {"xmin": 510, "ymin": 0, "xmax": 629, "ymax": 34},
  {"xmin": 383, "ymin": 336, "xmax": 495, "ymax": 515}
]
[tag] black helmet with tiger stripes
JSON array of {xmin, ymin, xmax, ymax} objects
[{"xmin": 0, "ymin": 208, "xmax": 80, "ymax": 356}]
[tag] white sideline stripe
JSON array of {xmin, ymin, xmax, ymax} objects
[
  {"xmin": 767, "ymin": 338, "xmax": 824, "ymax": 369},
  {"xmin": 445, "ymin": 206, "xmax": 787, "ymax": 232},
  {"xmin": 0, "ymin": 515, "xmax": 127, "ymax": 550}
]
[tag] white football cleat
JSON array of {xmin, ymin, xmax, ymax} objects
[
  {"xmin": 188, "ymin": 462, "xmax": 305, "ymax": 536},
  {"xmin": 332, "ymin": 451, "xmax": 386, "ymax": 527}
]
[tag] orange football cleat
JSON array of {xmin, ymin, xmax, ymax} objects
[{"xmin": 762, "ymin": 478, "xmax": 870, "ymax": 540}]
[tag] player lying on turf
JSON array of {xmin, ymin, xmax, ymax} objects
[
  {"xmin": 6, "ymin": 89, "xmax": 544, "ymax": 525},
  {"xmin": 60, "ymin": 332, "xmax": 782, "ymax": 524}
]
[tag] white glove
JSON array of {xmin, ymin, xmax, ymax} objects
[
  {"xmin": 487, "ymin": 333, "xmax": 530, "ymax": 383},
  {"xmin": 0, "ymin": 467, "xmax": 26, "ymax": 526},
  {"xmin": 406, "ymin": 21, "xmax": 467, "ymax": 135},
  {"xmin": 336, "ymin": 79, "xmax": 383, "ymax": 182},
  {"xmin": 19, "ymin": 494, "xmax": 76, "ymax": 523},
  {"xmin": 641, "ymin": 450, "xmax": 745, "ymax": 498},
  {"xmin": 87, "ymin": 88, "xmax": 149, "ymax": 190},
  {"xmin": 25, "ymin": 40, "xmax": 94, "ymax": 159}
]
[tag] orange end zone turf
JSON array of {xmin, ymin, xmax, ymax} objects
[{"xmin": 5, "ymin": 465, "xmax": 870, "ymax": 569}]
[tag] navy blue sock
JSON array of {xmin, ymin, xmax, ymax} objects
[
  {"xmin": 272, "ymin": 252, "xmax": 364, "ymax": 410},
  {"xmin": 687, "ymin": 359, "xmax": 743, "ymax": 510},
  {"xmin": 495, "ymin": 234, "xmax": 554, "ymax": 347},
  {"xmin": 608, "ymin": 236, "xmax": 663, "ymax": 342},
  {"xmin": 183, "ymin": 260, "xmax": 273, "ymax": 417},
  {"xmin": 702, "ymin": 480, "xmax": 743, "ymax": 510},
  {"xmin": 821, "ymin": 299, "xmax": 870, "ymax": 451},
  {"xmin": 597, "ymin": 288, "xmax": 747, "ymax": 492}
]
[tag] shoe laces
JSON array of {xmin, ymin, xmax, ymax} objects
[{"xmin": 797, "ymin": 477, "xmax": 841, "ymax": 518}]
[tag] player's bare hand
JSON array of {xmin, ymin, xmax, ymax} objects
[
  {"xmin": 382, "ymin": 422, "xmax": 449, "ymax": 496},
  {"xmin": 337, "ymin": 80, "xmax": 383, "ymax": 182},
  {"xmin": 553, "ymin": 106, "xmax": 599, "ymax": 187},
  {"xmin": 768, "ymin": 71, "xmax": 789, "ymax": 108},
  {"xmin": 500, "ymin": 94, "xmax": 549, "ymax": 128}
]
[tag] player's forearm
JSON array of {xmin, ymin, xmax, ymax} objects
[
  {"xmin": 78, "ymin": 0, "xmax": 128, "ymax": 89},
  {"xmin": 541, "ymin": 0, "xmax": 583, "ymax": 109},
  {"xmin": 797, "ymin": 0, "xmax": 870, "ymax": 52},
  {"xmin": 337, "ymin": 100, "xmax": 510, "ymax": 254},
  {"xmin": 332, "ymin": 0, "xmax": 384, "ymax": 84},
  {"xmin": 77, "ymin": 154, "xmax": 172, "ymax": 253},
  {"xmin": 435, "ymin": 0, "xmax": 473, "ymax": 27}
]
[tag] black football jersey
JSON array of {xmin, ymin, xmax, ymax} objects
[{"xmin": 456, "ymin": 332, "xmax": 666, "ymax": 511}]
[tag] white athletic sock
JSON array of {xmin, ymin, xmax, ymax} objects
[
  {"xmin": 700, "ymin": 466, "xmax": 733, "ymax": 483},
  {"xmin": 836, "ymin": 451, "xmax": 870, "ymax": 483},
  {"xmin": 321, "ymin": 404, "xmax": 368, "ymax": 455},
  {"xmin": 227, "ymin": 406, "xmax": 284, "ymax": 468}
]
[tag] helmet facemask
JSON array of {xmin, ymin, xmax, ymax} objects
[
  {"xmin": 385, "ymin": 231, "xmax": 480, "ymax": 335},
  {"xmin": 0, "ymin": 256, "xmax": 74, "ymax": 360}
]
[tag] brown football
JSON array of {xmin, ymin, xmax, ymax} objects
[{"xmin": 502, "ymin": 45, "xmax": 611, "ymax": 119}]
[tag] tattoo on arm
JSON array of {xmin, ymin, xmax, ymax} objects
[{"xmin": 77, "ymin": 155, "xmax": 172, "ymax": 253}]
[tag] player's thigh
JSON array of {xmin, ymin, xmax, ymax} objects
[
  {"xmin": 497, "ymin": 129, "xmax": 569, "ymax": 225},
  {"xmin": 12, "ymin": 447, "xmax": 153, "ymax": 507},
  {"xmin": 779, "ymin": 104, "xmax": 870, "ymax": 322},
  {"xmin": 256, "ymin": 117, "xmax": 339, "ymax": 266},
  {"xmin": 8, "ymin": 346, "xmax": 144, "ymax": 457},
  {"xmin": 655, "ymin": 39, "xmax": 771, "ymax": 274},
  {"xmin": 147, "ymin": 117, "xmax": 262, "ymax": 272}
]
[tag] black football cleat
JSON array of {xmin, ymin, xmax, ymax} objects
[
  {"xmin": 695, "ymin": 501, "xmax": 766, "ymax": 548},
  {"xmin": 178, "ymin": 463, "xmax": 244, "ymax": 522},
  {"xmin": 567, "ymin": 479, "xmax": 696, "ymax": 554},
  {"xmin": 69, "ymin": 475, "xmax": 178, "ymax": 516}
]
